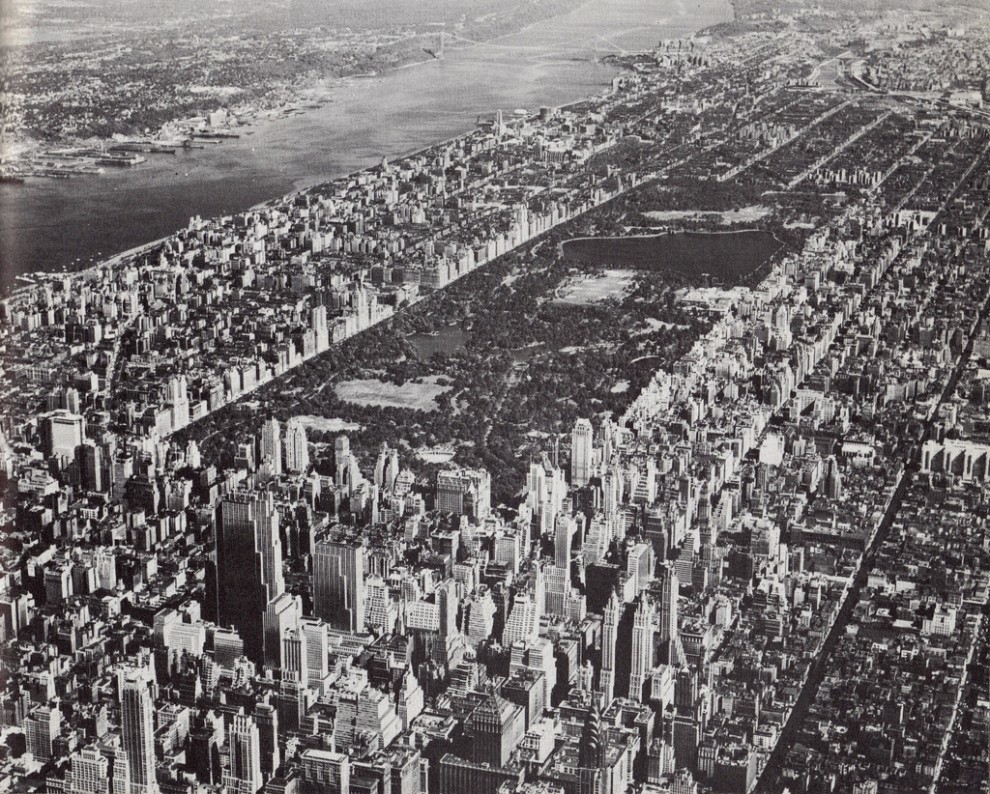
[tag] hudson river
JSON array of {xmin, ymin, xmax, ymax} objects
[{"xmin": 0, "ymin": 0, "xmax": 731, "ymax": 292}]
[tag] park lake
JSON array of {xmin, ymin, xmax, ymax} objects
[
  {"xmin": 407, "ymin": 329, "xmax": 547, "ymax": 363},
  {"xmin": 561, "ymin": 230, "xmax": 782, "ymax": 280}
]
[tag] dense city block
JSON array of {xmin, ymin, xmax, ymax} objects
[{"xmin": 0, "ymin": 3, "xmax": 989, "ymax": 794}]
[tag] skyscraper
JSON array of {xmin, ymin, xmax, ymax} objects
[
  {"xmin": 570, "ymin": 418, "xmax": 593, "ymax": 487},
  {"xmin": 301, "ymin": 617, "xmax": 330, "ymax": 691},
  {"xmin": 77, "ymin": 442, "xmax": 105, "ymax": 493},
  {"xmin": 598, "ymin": 590, "xmax": 620, "ymax": 702},
  {"xmin": 260, "ymin": 418, "xmax": 282, "ymax": 475},
  {"xmin": 464, "ymin": 694, "xmax": 525, "ymax": 767},
  {"xmin": 253, "ymin": 703, "xmax": 280, "ymax": 782},
  {"xmin": 629, "ymin": 596, "xmax": 655, "ymax": 703},
  {"xmin": 121, "ymin": 676, "xmax": 159, "ymax": 794},
  {"xmin": 554, "ymin": 511, "xmax": 575, "ymax": 568},
  {"xmin": 282, "ymin": 628, "xmax": 308, "ymax": 684},
  {"xmin": 262, "ymin": 592, "xmax": 301, "ymax": 671},
  {"xmin": 25, "ymin": 704, "xmax": 61, "ymax": 761},
  {"xmin": 41, "ymin": 409, "xmax": 86, "ymax": 460},
  {"xmin": 657, "ymin": 562, "xmax": 685, "ymax": 667},
  {"xmin": 285, "ymin": 419, "xmax": 309, "ymax": 474},
  {"xmin": 224, "ymin": 714, "xmax": 263, "ymax": 794},
  {"xmin": 216, "ymin": 491, "xmax": 286, "ymax": 662},
  {"xmin": 824, "ymin": 455, "xmax": 843, "ymax": 500},
  {"xmin": 66, "ymin": 746, "xmax": 110, "ymax": 794},
  {"xmin": 313, "ymin": 537, "xmax": 366, "ymax": 633},
  {"xmin": 436, "ymin": 468, "xmax": 491, "ymax": 520}
]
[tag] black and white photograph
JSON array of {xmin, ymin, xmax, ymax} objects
[{"xmin": 0, "ymin": 0, "xmax": 988, "ymax": 792}]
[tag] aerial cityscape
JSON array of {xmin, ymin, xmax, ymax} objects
[{"xmin": 0, "ymin": 0, "xmax": 988, "ymax": 793}]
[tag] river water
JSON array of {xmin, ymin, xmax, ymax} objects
[{"xmin": 0, "ymin": 0, "xmax": 731, "ymax": 293}]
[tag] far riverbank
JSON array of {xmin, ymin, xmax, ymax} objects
[{"xmin": 0, "ymin": 0, "xmax": 732, "ymax": 294}]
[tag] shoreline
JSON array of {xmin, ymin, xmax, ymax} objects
[
  {"xmin": 3, "ymin": 0, "xmax": 730, "ymax": 299},
  {"xmin": 10, "ymin": 62, "xmax": 624, "ymax": 296}
]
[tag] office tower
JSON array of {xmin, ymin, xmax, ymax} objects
[
  {"xmin": 436, "ymin": 468, "xmax": 491, "ymax": 520},
  {"xmin": 672, "ymin": 713, "xmax": 700, "ymax": 772},
  {"xmin": 503, "ymin": 592, "xmax": 540, "ymax": 647},
  {"xmin": 335, "ymin": 436, "xmax": 352, "ymax": 488},
  {"xmin": 824, "ymin": 455, "xmax": 843, "ymax": 500},
  {"xmin": 627, "ymin": 542, "xmax": 655, "ymax": 594},
  {"xmin": 263, "ymin": 593, "xmax": 301, "ymax": 671},
  {"xmin": 658, "ymin": 563, "xmax": 678, "ymax": 642},
  {"xmin": 544, "ymin": 562, "xmax": 570, "ymax": 619},
  {"xmin": 25, "ymin": 704, "xmax": 61, "ymax": 761},
  {"xmin": 285, "ymin": 419, "xmax": 309, "ymax": 474},
  {"xmin": 374, "ymin": 444, "xmax": 389, "ymax": 487},
  {"xmin": 366, "ymin": 574, "xmax": 396, "ymax": 635},
  {"xmin": 122, "ymin": 676, "xmax": 159, "ymax": 794},
  {"xmin": 66, "ymin": 746, "xmax": 111, "ymax": 794},
  {"xmin": 527, "ymin": 461, "xmax": 545, "ymax": 510},
  {"xmin": 211, "ymin": 627, "xmax": 245, "ymax": 672},
  {"xmin": 277, "ymin": 675, "xmax": 306, "ymax": 735},
  {"xmin": 554, "ymin": 511, "xmax": 574, "ymax": 568},
  {"xmin": 386, "ymin": 449, "xmax": 400, "ymax": 491},
  {"xmin": 465, "ymin": 589, "xmax": 497, "ymax": 649},
  {"xmin": 509, "ymin": 638, "xmax": 556, "ymax": 709},
  {"xmin": 528, "ymin": 454, "xmax": 565, "ymax": 533},
  {"xmin": 602, "ymin": 466, "xmax": 621, "ymax": 518},
  {"xmin": 570, "ymin": 418, "xmax": 593, "ymax": 487},
  {"xmin": 78, "ymin": 442, "xmax": 105, "ymax": 492},
  {"xmin": 41, "ymin": 409, "xmax": 86, "ymax": 459},
  {"xmin": 282, "ymin": 628, "xmax": 308, "ymax": 684},
  {"xmin": 629, "ymin": 597, "xmax": 654, "ymax": 703},
  {"xmin": 260, "ymin": 417, "xmax": 282, "ymax": 475},
  {"xmin": 436, "ymin": 579, "xmax": 458, "ymax": 639},
  {"xmin": 64, "ymin": 386, "xmax": 81, "ymax": 414},
  {"xmin": 578, "ymin": 699, "xmax": 606, "ymax": 770},
  {"xmin": 234, "ymin": 442, "xmax": 256, "ymax": 473},
  {"xmin": 312, "ymin": 304, "xmax": 329, "ymax": 351},
  {"xmin": 216, "ymin": 491, "xmax": 285, "ymax": 663},
  {"xmin": 657, "ymin": 562, "xmax": 685, "ymax": 666},
  {"xmin": 502, "ymin": 670, "xmax": 545, "ymax": 729},
  {"xmin": 333, "ymin": 681, "xmax": 402, "ymax": 751},
  {"xmin": 464, "ymin": 695, "xmax": 525, "ymax": 767},
  {"xmin": 301, "ymin": 618, "xmax": 329, "ymax": 691},
  {"xmin": 224, "ymin": 714, "xmax": 263, "ymax": 794},
  {"xmin": 598, "ymin": 590, "xmax": 620, "ymax": 702},
  {"xmin": 313, "ymin": 537, "xmax": 366, "ymax": 633},
  {"xmin": 253, "ymin": 703, "xmax": 280, "ymax": 781}
]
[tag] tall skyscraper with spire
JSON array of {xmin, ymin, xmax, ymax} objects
[
  {"xmin": 629, "ymin": 596, "xmax": 655, "ymax": 703},
  {"xmin": 598, "ymin": 590, "xmax": 620, "ymax": 702},
  {"xmin": 121, "ymin": 675, "xmax": 158, "ymax": 794},
  {"xmin": 657, "ymin": 562, "xmax": 685, "ymax": 666}
]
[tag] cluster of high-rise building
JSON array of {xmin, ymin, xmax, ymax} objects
[{"xmin": 1, "ymin": 9, "xmax": 990, "ymax": 794}]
